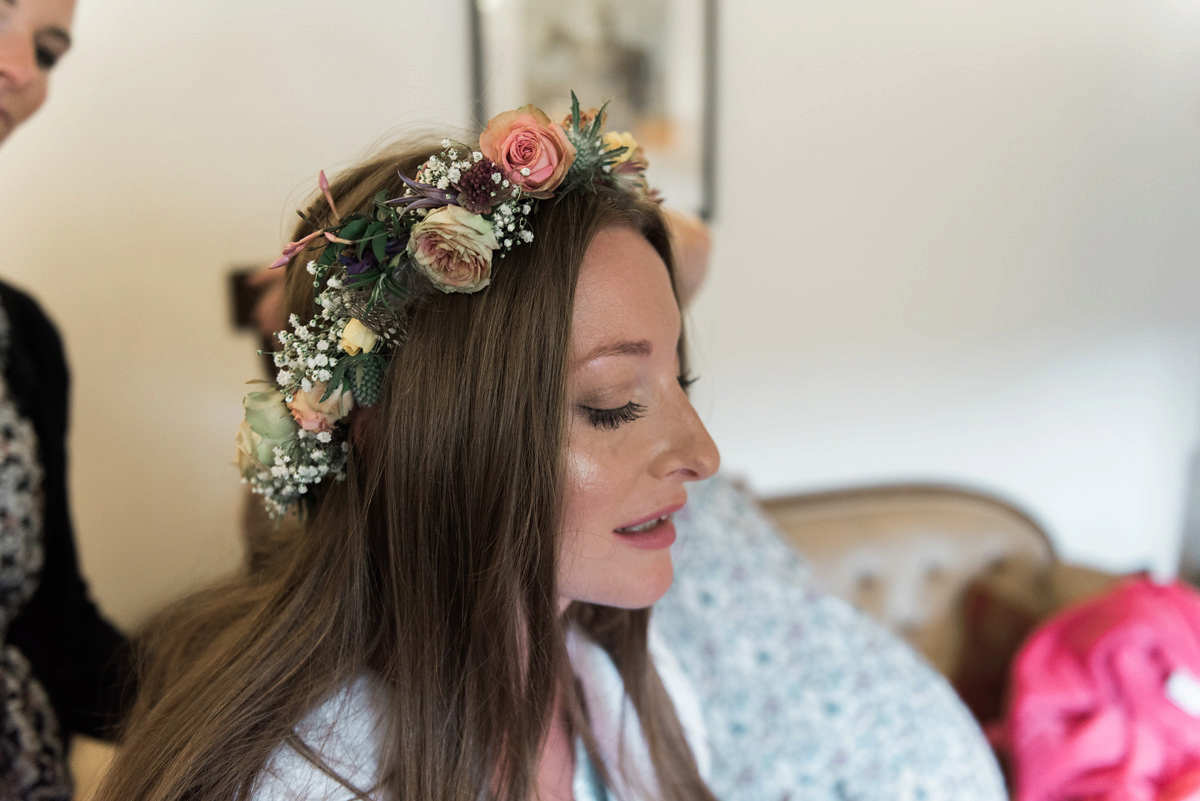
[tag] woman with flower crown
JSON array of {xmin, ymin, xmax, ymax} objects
[{"xmin": 98, "ymin": 97, "xmax": 721, "ymax": 801}]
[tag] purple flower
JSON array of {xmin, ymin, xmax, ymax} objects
[{"xmin": 455, "ymin": 157, "xmax": 509, "ymax": 214}]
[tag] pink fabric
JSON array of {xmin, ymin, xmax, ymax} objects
[{"xmin": 1005, "ymin": 577, "xmax": 1200, "ymax": 801}]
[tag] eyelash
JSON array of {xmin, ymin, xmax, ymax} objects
[
  {"xmin": 678, "ymin": 372, "xmax": 698, "ymax": 391},
  {"xmin": 582, "ymin": 402, "xmax": 647, "ymax": 430}
]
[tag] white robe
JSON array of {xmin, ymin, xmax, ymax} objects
[{"xmin": 250, "ymin": 626, "xmax": 708, "ymax": 801}]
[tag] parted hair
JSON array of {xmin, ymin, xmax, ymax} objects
[{"xmin": 97, "ymin": 139, "xmax": 718, "ymax": 801}]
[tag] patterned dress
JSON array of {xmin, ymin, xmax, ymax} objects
[
  {"xmin": 655, "ymin": 475, "xmax": 1008, "ymax": 801},
  {"xmin": 0, "ymin": 295, "xmax": 66, "ymax": 800},
  {"xmin": 0, "ymin": 282, "xmax": 129, "ymax": 800}
]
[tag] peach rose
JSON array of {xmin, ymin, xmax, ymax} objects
[
  {"xmin": 407, "ymin": 205, "xmax": 498, "ymax": 293},
  {"xmin": 287, "ymin": 382, "xmax": 354, "ymax": 433},
  {"xmin": 563, "ymin": 107, "xmax": 607, "ymax": 131},
  {"xmin": 479, "ymin": 105, "xmax": 577, "ymax": 198}
]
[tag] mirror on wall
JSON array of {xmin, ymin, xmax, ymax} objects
[{"xmin": 470, "ymin": 0, "xmax": 716, "ymax": 219}]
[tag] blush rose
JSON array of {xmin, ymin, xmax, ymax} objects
[
  {"xmin": 479, "ymin": 105, "xmax": 577, "ymax": 198},
  {"xmin": 407, "ymin": 206, "xmax": 499, "ymax": 293}
]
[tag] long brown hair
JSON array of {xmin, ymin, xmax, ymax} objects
[{"xmin": 99, "ymin": 140, "xmax": 718, "ymax": 801}]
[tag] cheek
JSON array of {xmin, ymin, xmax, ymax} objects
[
  {"xmin": 562, "ymin": 436, "xmax": 606, "ymax": 531},
  {"xmin": 557, "ymin": 431, "xmax": 620, "ymax": 603},
  {"xmin": 16, "ymin": 79, "xmax": 50, "ymax": 124},
  {"xmin": 556, "ymin": 430, "xmax": 674, "ymax": 609}
]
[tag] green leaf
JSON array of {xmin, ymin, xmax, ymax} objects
[
  {"xmin": 569, "ymin": 91, "xmax": 582, "ymax": 132},
  {"xmin": 325, "ymin": 358, "xmax": 350, "ymax": 398},
  {"xmin": 587, "ymin": 98, "xmax": 612, "ymax": 139},
  {"xmin": 369, "ymin": 226, "xmax": 387, "ymax": 263},
  {"xmin": 339, "ymin": 217, "xmax": 369, "ymax": 242}
]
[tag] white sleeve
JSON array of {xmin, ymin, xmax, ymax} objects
[
  {"xmin": 246, "ymin": 675, "xmax": 387, "ymax": 801},
  {"xmin": 568, "ymin": 624, "xmax": 712, "ymax": 800},
  {"xmin": 648, "ymin": 622, "xmax": 711, "ymax": 779}
]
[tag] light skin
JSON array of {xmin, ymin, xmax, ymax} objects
[
  {"xmin": 0, "ymin": 0, "xmax": 74, "ymax": 146},
  {"xmin": 557, "ymin": 225, "xmax": 720, "ymax": 612},
  {"xmin": 536, "ymin": 225, "xmax": 719, "ymax": 800}
]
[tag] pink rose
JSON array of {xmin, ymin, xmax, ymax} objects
[
  {"xmin": 287, "ymin": 382, "xmax": 354, "ymax": 433},
  {"xmin": 407, "ymin": 205, "xmax": 499, "ymax": 293},
  {"xmin": 479, "ymin": 105, "xmax": 577, "ymax": 198}
]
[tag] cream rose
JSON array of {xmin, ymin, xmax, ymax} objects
[
  {"xmin": 286, "ymin": 382, "xmax": 355, "ymax": 433},
  {"xmin": 235, "ymin": 420, "xmax": 265, "ymax": 479},
  {"xmin": 407, "ymin": 205, "xmax": 498, "ymax": 293},
  {"xmin": 340, "ymin": 318, "xmax": 379, "ymax": 356},
  {"xmin": 241, "ymin": 389, "xmax": 299, "ymax": 468},
  {"xmin": 479, "ymin": 105, "xmax": 577, "ymax": 198}
]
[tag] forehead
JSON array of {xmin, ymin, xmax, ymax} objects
[{"xmin": 570, "ymin": 226, "xmax": 679, "ymax": 362}]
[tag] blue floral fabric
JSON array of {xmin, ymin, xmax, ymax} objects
[{"xmin": 654, "ymin": 476, "xmax": 1007, "ymax": 801}]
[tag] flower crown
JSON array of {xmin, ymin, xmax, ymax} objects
[{"xmin": 237, "ymin": 95, "xmax": 653, "ymax": 517}]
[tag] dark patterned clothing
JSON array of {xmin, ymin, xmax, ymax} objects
[{"xmin": 0, "ymin": 281, "xmax": 130, "ymax": 800}]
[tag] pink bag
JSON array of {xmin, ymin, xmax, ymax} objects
[{"xmin": 1005, "ymin": 577, "xmax": 1200, "ymax": 801}]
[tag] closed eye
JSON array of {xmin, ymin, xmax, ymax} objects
[
  {"xmin": 581, "ymin": 401, "xmax": 647, "ymax": 430},
  {"xmin": 677, "ymin": 372, "xmax": 698, "ymax": 391}
]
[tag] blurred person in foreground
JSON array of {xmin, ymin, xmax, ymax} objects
[{"xmin": 0, "ymin": 0, "xmax": 133, "ymax": 798}]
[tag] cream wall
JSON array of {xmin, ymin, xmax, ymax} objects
[
  {"xmin": 688, "ymin": 0, "xmax": 1200, "ymax": 576},
  {"xmin": 0, "ymin": 0, "xmax": 1197, "ymax": 629},
  {"xmin": 0, "ymin": 0, "xmax": 472, "ymax": 628}
]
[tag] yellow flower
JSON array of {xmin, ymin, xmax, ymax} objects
[
  {"xmin": 340, "ymin": 318, "xmax": 379, "ymax": 356},
  {"xmin": 602, "ymin": 131, "xmax": 641, "ymax": 164}
]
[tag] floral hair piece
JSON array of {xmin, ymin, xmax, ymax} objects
[{"xmin": 237, "ymin": 94, "xmax": 653, "ymax": 517}]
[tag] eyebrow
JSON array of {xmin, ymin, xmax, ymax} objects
[{"xmin": 576, "ymin": 339, "xmax": 652, "ymax": 366}]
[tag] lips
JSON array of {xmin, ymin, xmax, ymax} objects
[
  {"xmin": 612, "ymin": 502, "xmax": 684, "ymax": 550},
  {"xmin": 615, "ymin": 513, "xmax": 672, "ymax": 534}
]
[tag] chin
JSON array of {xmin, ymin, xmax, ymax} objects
[{"xmin": 589, "ymin": 559, "xmax": 676, "ymax": 610}]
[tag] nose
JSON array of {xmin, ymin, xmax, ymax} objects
[
  {"xmin": 0, "ymin": 27, "xmax": 39, "ymax": 90},
  {"xmin": 652, "ymin": 392, "xmax": 720, "ymax": 482}
]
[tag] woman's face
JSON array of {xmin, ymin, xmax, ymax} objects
[
  {"xmin": 558, "ymin": 226, "xmax": 719, "ymax": 611},
  {"xmin": 0, "ymin": 0, "xmax": 74, "ymax": 145}
]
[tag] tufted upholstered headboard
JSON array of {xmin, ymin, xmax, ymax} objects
[{"xmin": 760, "ymin": 483, "xmax": 1059, "ymax": 678}]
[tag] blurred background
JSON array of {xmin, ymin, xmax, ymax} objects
[{"xmin": 0, "ymin": 0, "xmax": 1198, "ymax": 632}]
